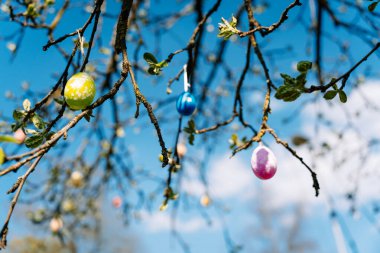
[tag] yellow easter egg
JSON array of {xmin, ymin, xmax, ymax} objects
[{"xmin": 64, "ymin": 72, "xmax": 96, "ymax": 110}]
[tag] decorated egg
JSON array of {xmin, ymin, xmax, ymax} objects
[
  {"xmin": 13, "ymin": 128, "xmax": 26, "ymax": 144},
  {"xmin": 200, "ymin": 195, "xmax": 211, "ymax": 207},
  {"xmin": 112, "ymin": 196, "xmax": 122, "ymax": 208},
  {"xmin": 176, "ymin": 92, "xmax": 197, "ymax": 116},
  {"xmin": 64, "ymin": 72, "xmax": 96, "ymax": 110},
  {"xmin": 251, "ymin": 143, "xmax": 277, "ymax": 180},
  {"xmin": 62, "ymin": 199, "xmax": 76, "ymax": 213},
  {"xmin": 49, "ymin": 217, "xmax": 63, "ymax": 233},
  {"xmin": 176, "ymin": 143, "xmax": 187, "ymax": 158},
  {"xmin": 69, "ymin": 170, "xmax": 84, "ymax": 188}
]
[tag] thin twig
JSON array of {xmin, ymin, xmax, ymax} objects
[
  {"xmin": 0, "ymin": 155, "xmax": 44, "ymax": 249},
  {"xmin": 237, "ymin": 0, "xmax": 301, "ymax": 37}
]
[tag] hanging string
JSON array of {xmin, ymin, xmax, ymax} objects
[
  {"xmin": 183, "ymin": 64, "xmax": 190, "ymax": 92},
  {"xmin": 77, "ymin": 30, "xmax": 85, "ymax": 57}
]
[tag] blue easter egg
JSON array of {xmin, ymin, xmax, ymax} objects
[{"xmin": 176, "ymin": 92, "xmax": 197, "ymax": 116}]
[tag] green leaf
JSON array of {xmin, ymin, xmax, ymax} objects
[
  {"xmin": 25, "ymin": 3, "xmax": 39, "ymax": 18},
  {"xmin": 144, "ymin": 53, "xmax": 168, "ymax": 75},
  {"xmin": 32, "ymin": 114, "xmax": 46, "ymax": 129},
  {"xmin": 274, "ymin": 85, "xmax": 302, "ymax": 102},
  {"xmin": 338, "ymin": 90, "xmax": 347, "ymax": 103},
  {"xmin": 184, "ymin": 119, "xmax": 195, "ymax": 133},
  {"xmin": 297, "ymin": 61, "xmax": 312, "ymax": 72},
  {"xmin": 218, "ymin": 31, "xmax": 234, "ymax": 40},
  {"xmin": 45, "ymin": 131, "xmax": 55, "ymax": 140},
  {"xmin": 23, "ymin": 99, "xmax": 31, "ymax": 111},
  {"xmin": 188, "ymin": 119, "xmax": 195, "ymax": 130},
  {"xmin": 368, "ymin": 2, "xmax": 378, "ymax": 12},
  {"xmin": 11, "ymin": 123, "xmax": 23, "ymax": 132},
  {"xmin": 148, "ymin": 67, "xmax": 160, "ymax": 75},
  {"xmin": 159, "ymin": 202, "xmax": 168, "ymax": 211},
  {"xmin": 184, "ymin": 119, "xmax": 196, "ymax": 145},
  {"xmin": 229, "ymin": 133, "xmax": 239, "ymax": 149},
  {"xmin": 323, "ymin": 90, "xmax": 338, "ymax": 100},
  {"xmin": 0, "ymin": 135, "xmax": 20, "ymax": 144},
  {"xmin": 84, "ymin": 114, "xmax": 91, "ymax": 122},
  {"xmin": 143, "ymin": 52, "xmax": 158, "ymax": 65},
  {"xmin": 45, "ymin": 0, "xmax": 55, "ymax": 6},
  {"xmin": 156, "ymin": 60, "xmax": 168, "ymax": 68},
  {"xmin": 83, "ymin": 111, "xmax": 94, "ymax": 122},
  {"xmin": 13, "ymin": 110, "xmax": 25, "ymax": 121},
  {"xmin": 230, "ymin": 15, "xmax": 237, "ymax": 27},
  {"xmin": 188, "ymin": 133, "xmax": 194, "ymax": 145},
  {"xmin": 295, "ymin": 73, "xmax": 307, "ymax": 87},
  {"xmin": 231, "ymin": 133, "xmax": 238, "ymax": 143},
  {"xmin": 292, "ymin": 135, "xmax": 309, "ymax": 146},
  {"xmin": 277, "ymin": 64, "xmax": 311, "ymax": 102},
  {"xmin": 0, "ymin": 148, "xmax": 5, "ymax": 165},
  {"xmin": 283, "ymin": 92, "xmax": 301, "ymax": 102},
  {"xmin": 25, "ymin": 134, "xmax": 44, "ymax": 148},
  {"xmin": 25, "ymin": 128, "xmax": 39, "ymax": 135},
  {"xmin": 280, "ymin": 73, "xmax": 295, "ymax": 85},
  {"xmin": 99, "ymin": 47, "xmax": 111, "ymax": 55},
  {"xmin": 147, "ymin": 67, "xmax": 155, "ymax": 75},
  {"xmin": 153, "ymin": 67, "xmax": 161, "ymax": 75},
  {"xmin": 218, "ymin": 16, "xmax": 239, "ymax": 40},
  {"xmin": 170, "ymin": 193, "xmax": 179, "ymax": 200}
]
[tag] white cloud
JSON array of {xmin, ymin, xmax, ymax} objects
[
  {"xmin": 138, "ymin": 211, "xmax": 220, "ymax": 233},
  {"xmin": 181, "ymin": 177, "xmax": 206, "ymax": 197},
  {"xmin": 208, "ymin": 154, "xmax": 254, "ymax": 199},
  {"xmin": 189, "ymin": 81, "xmax": 380, "ymax": 212},
  {"xmin": 180, "ymin": 81, "xmax": 380, "ymax": 216},
  {"xmin": 299, "ymin": 81, "xmax": 380, "ymax": 206},
  {"xmin": 303, "ymin": 81, "xmax": 380, "ymax": 139},
  {"xmin": 181, "ymin": 152, "xmax": 255, "ymax": 201}
]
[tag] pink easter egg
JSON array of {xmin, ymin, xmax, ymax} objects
[
  {"xmin": 112, "ymin": 196, "xmax": 122, "ymax": 208},
  {"xmin": 251, "ymin": 144, "xmax": 277, "ymax": 180},
  {"xmin": 13, "ymin": 129, "xmax": 26, "ymax": 143}
]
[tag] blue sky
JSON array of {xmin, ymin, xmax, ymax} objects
[{"xmin": 1, "ymin": 0, "xmax": 380, "ymax": 253}]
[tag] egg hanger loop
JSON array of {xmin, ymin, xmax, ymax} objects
[
  {"xmin": 183, "ymin": 64, "xmax": 191, "ymax": 92},
  {"xmin": 77, "ymin": 29, "xmax": 85, "ymax": 57}
]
